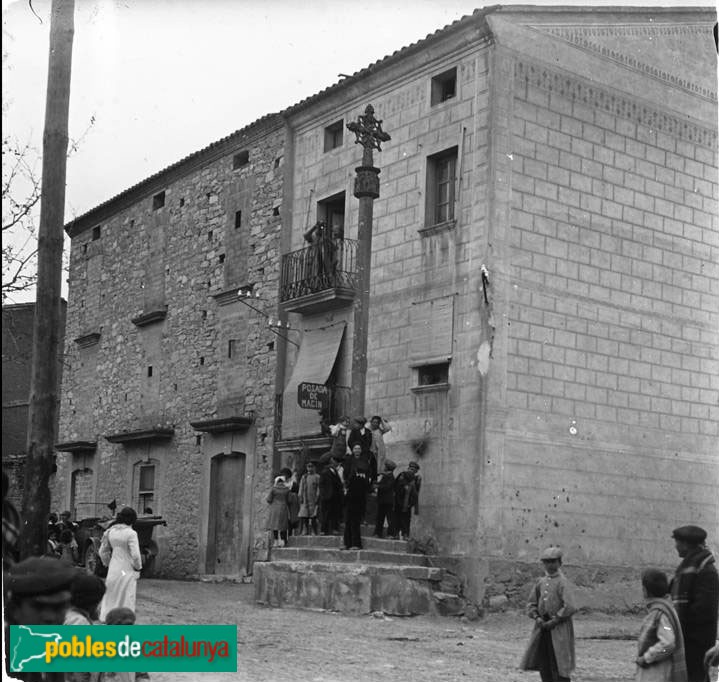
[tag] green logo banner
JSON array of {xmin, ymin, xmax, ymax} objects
[{"xmin": 9, "ymin": 625, "xmax": 237, "ymax": 672}]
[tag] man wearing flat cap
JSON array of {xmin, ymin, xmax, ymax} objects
[
  {"xmin": 670, "ymin": 525, "xmax": 719, "ymax": 682},
  {"xmin": 4, "ymin": 556, "xmax": 78, "ymax": 681}
]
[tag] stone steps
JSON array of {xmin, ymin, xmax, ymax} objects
[
  {"xmin": 271, "ymin": 546, "xmax": 430, "ymax": 566},
  {"xmin": 254, "ymin": 526, "xmax": 469, "ymax": 616},
  {"xmin": 286, "ymin": 534, "xmax": 409, "ymax": 553}
]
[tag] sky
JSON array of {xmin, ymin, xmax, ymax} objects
[{"xmin": 1, "ymin": 0, "xmax": 714, "ymax": 302}]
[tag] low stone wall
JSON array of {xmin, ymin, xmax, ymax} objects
[
  {"xmin": 254, "ymin": 560, "xmax": 446, "ymax": 616},
  {"xmin": 482, "ymin": 558, "xmax": 666, "ymax": 614}
]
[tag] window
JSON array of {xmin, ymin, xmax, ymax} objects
[
  {"xmin": 152, "ymin": 191, "xmax": 165, "ymax": 210},
  {"xmin": 318, "ymin": 192, "xmax": 345, "ymax": 237},
  {"xmin": 233, "ymin": 150, "xmax": 249, "ymax": 169},
  {"xmin": 137, "ymin": 463, "xmax": 155, "ymax": 513},
  {"xmin": 92, "ymin": 225, "xmax": 101, "ymax": 240},
  {"xmin": 431, "ymin": 67, "xmax": 457, "ymax": 105},
  {"xmin": 324, "ymin": 120, "xmax": 344, "ymax": 152},
  {"xmin": 426, "ymin": 148, "xmax": 457, "ymax": 226},
  {"xmin": 417, "ymin": 362, "xmax": 450, "ymax": 386},
  {"xmin": 235, "ymin": 210, "xmax": 242, "ymax": 229}
]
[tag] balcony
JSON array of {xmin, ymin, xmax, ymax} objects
[{"xmin": 280, "ymin": 237, "xmax": 358, "ymax": 314}]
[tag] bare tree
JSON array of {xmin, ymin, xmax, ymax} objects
[{"xmin": 2, "ymin": 137, "xmax": 41, "ymax": 301}]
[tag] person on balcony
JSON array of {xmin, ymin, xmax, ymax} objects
[{"xmin": 303, "ymin": 220, "xmax": 329, "ymax": 288}]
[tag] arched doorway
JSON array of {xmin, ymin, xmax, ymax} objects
[{"xmin": 206, "ymin": 451, "xmax": 246, "ymax": 574}]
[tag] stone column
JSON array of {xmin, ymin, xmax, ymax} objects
[{"xmin": 346, "ymin": 105, "xmax": 390, "ymax": 418}]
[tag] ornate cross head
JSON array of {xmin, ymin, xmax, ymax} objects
[{"xmin": 346, "ymin": 104, "xmax": 391, "ymax": 152}]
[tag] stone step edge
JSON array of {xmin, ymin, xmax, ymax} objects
[
  {"xmin": 256, "ymin": 559, "xmax": 443, "ymax": 581},
  {"xmin": 271, "ymin": 547, "xmax": 428, "ymax": 561}
]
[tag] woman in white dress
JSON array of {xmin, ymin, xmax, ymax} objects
[{"xmin": 98, "ymin": 506, "xmax": 142, "ymax": 621}]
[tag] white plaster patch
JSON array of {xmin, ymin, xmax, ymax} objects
[{"xmin": 476, "ymin": 341, "xmax": 491, "ymax": 375}]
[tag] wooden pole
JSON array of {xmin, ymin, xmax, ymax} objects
[{"xmin": 20, "ymin": 0, "xmax": 75, "ymax": 558}]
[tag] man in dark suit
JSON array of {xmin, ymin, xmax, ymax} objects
[
  {"xmin": 318, "ymin": 455, "xmax": 344, "ymax": 535},
  {"xmin": 670, "ymin": 525, "xmax": 719, "ymax": 682}
]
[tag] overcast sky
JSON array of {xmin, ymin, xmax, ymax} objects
[{"xmin": 1, "ymin": 0, "xmax": 712, "ymax": 302}]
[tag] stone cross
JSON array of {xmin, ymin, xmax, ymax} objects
[
  {"xmin": 347, "ymin": 104, "xmax": 392, "ymax": 174},
  {"xmin": 346, "ymin": 105, "xmax": 390, "ymax": 417}
]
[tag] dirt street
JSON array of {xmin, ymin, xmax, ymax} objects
[{"xmin": 137, "ymin": 579, "xmax": 642, "ymax": 682}]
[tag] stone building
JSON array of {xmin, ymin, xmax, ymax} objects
[
  {"xmin": 57, "ymin": 115, "xmax": 286, "ymax": 577},
  {"xmin": 57, "ymin": 5, "xmax": 717, "ymax": 600},
  {"xmin": 2, "ymin": 301, "xmax": 66, "ymax": 508},
  {"xmin": 273, "ymin": 4, "xmax": 718, "ymax": 601}
]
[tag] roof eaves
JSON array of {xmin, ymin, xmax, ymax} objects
[
  {"xmin": 65, "ymin": 112, "xmax": 284, "ymax": 237},
  {"xmin": 280, "ymin": 6, "xmax": 499, "ymax": 117}
]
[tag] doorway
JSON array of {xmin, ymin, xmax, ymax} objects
[{"xmin": 206, "ymin": 451, "xmax": 246, "ymax": 574}]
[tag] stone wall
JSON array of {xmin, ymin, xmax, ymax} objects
[
  {"xmin": 57, "ymin": 120, "xmax": 285, "ymax": 577},
  {"xmin": 496, "ymin": 50, "xmax": 718, "ymax": 567}
]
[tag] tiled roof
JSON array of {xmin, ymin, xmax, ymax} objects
[{"xmin": 65, "ymin": 7, "xmax": 494, "ymax": 235}]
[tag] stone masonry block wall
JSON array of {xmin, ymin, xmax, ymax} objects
[
  {"xmin": 57, "ymin": 122, "xmax": 285, "ymax": 577},
  {"xmin": 502, "ymin": 60, "xmax": 718, "ymax": 565},
  {"xmin": 288, "ymin": 40, "xmax": 492, "ymax": 555}
]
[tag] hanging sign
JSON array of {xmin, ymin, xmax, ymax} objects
[{"xmin": 297, "ymin": 382, "xmax": 330, "ymax": 411}]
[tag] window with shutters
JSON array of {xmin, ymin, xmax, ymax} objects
[
  {"xmin": 134, "ymin": 462, "xmax": 157, "ymax": 514},
  {"xmin": 426, "ymin": 148, "xmax": 457, "ymax": 227},
  {"xmin": 409, "ymin": 295, "xmax": 454, "ymax": 392}
]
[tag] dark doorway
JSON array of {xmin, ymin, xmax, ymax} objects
[{"xmin": 206, "ymin": 452, "xmax": 246, "ymax": 574}]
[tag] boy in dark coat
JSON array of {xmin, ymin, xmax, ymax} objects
[
  {"xmin": 394, "ymin": 461, "xmax": 420, "ymax": 540},
  {"xmin": 374, "ymin": 459, "xmax": 396, "ymax": 538}
]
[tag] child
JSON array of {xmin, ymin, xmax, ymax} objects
[
  {"xmin": 65, "ymin": 574, "xmax": 106, "ymax": 625},
  {"xmin": 104, "ymin": 607, "xmax": 137, "ymax": 681},
  {"xmin": 374, "ymin": 459, "xmax": 396, "ymax": 538},
  {"xmin": 635, "ymin": 568, "xmax": 687, "ymax": 682},
  {"xmin": 298, "ymin": 461, "xmax": 320, "ymax": 535},
  {"xmin": 266, "ymin": 475, "xmax": 290, "ymax": 547},
  {"xmin": 59, "ymin": 528, "xmax": 80, "ymax": 564},
  {"xmin": 520, "ymin": 546, "xmax": 577, "ymax": 682},
  {"xmin": 329, "ymin": 416, "xmax": 351, "ymax": 460},
  {"xmin": 393, "ymin": 462, "xmax": 420, "ymax": 540},
  {"xmin": 64, "ymin": 574, "xmax": 106, "ymax": 682},
  {"xmin": 46, "ymin": 526, "xmax": 63, "ymax": 557}
]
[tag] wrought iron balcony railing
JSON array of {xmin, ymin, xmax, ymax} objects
[{"xmin": 280, "ymin": 237, "xmax": 358, "ymax": 303}]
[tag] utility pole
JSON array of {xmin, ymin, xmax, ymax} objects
[
  {"xmin": 20, "ymin": 0, "xmax": 75, "ymax": 558},
  {"xmin": 346, "ymin": 105, "xmax": 390, "ymax": 418}
]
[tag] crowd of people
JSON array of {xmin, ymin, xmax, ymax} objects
[
  {"xmin": 266, "ymin": 415, "xmax": 422, "ymax": 551},
  {"xmin": 520, "ymin": 526, "xmax": 719, "ymax": 682},
  {"xmin": 3, "ymin": 464, "xmax": 718, "ymax": 682},
  {"xmin": 3, "ymin": 468, "xmax": 149, "ymax": 682}
]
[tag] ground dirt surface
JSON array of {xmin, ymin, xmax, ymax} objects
[{"xmin": 135, "ymin": 579, "xmax": 648, "ymax": 682}]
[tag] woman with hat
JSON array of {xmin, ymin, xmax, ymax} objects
[{"xmin": 98, "ymin": 507, "xmax": 143, "ymax": 622}]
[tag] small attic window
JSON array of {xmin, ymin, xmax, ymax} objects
[
  {"xmin": 152, "ymin": 191, "xmax": 165, "ymax": 210},
  {"xmin": 92, "ymin": 225, "xmax": 101, "ymax": 241},
  {"xmin": 324, "ymin": 120, "xmax": 344, "ymax": 152},
  {"xmin": 431, "ymin": 67, "xmax": 457, "ymax": 105},
  {"xmin": 233, "ymin": 150, "xmax": 250, "ymax": 169}
]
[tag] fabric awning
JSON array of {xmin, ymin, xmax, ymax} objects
[{"xmin": 281, "ymin": 323, "xmax": 346, "ymax": 438}]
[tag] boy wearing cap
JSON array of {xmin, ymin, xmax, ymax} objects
[
  {"xmin": 394, "ymin": 462, "xmax": 420, "ymax": 540},
  {"xmin": 520, "ymin": 547, "xmax": 577, "ymax": 682},
  {"xmin": 670, "ymin": 525, "xmax": 719, "ymax": 682},
  {"xmin": 374, "ymin": 459, "xmax": 397, "ymax": 538}
]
